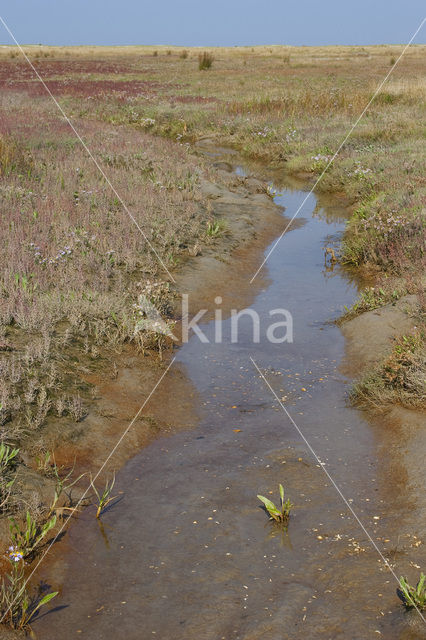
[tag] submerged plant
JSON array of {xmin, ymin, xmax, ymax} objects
[
  {"xmin": 257, "ymin": 484, "xmax": 293, "ymax": 524},
  {"xmin": 0, "ymin": 558, "xmax": 57, "ymax": 630},
  {"xmin": 90, "ymin": 472, "xmax": 117, "ymax": 518},
  {"xmin": 398, "ymin": 573, "xmax": 426, "ymax": 610}
]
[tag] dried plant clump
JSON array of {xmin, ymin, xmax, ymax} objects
[{"xmin": 198, "ymin": 51, "xmax": 214, "ymax": 70}]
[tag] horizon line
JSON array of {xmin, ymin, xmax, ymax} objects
[{"xmin": 1, "ymin": 42, "xmax": 425, "ymax": 48}]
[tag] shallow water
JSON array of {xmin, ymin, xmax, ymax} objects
[{"xmin": 36, "ymin": 166, "xmax": 426, "ymax": 639}]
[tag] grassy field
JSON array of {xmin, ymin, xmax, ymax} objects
[
  {"xmin": 0, "ymin": 45, "xmax": 424, "ymax": 578},
  {"xmin": 0, "ymin": 45, "xmax": 424, "ymax": 418},
  {"xmin": 4, "ymin": 45, "xmax": 424, "ymax": 397},
  {"xmin": 3, "ymin": 44, "xmax": 424, "ymax": 276},
  {"xmin": 0, "ymin": 46, "xmax": 426, "ymax": 431}
]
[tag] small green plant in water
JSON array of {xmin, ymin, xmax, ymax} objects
[
  {"xmin": 90, "ymin": 472, "xmax": 116, "ymax": 518},
  {"xmin": 257, "ymin": 484, "xmax": 293, "ymax": 524},
  {"xmin": 9, "ymin": 511, "xmax": 56, "ymax": 559},
  {"xmin": 0, "ymin": 557, "xmax": 57, "ymax": 630},
  {"xmin": 399, "ymin": 573, "xmax": 426, "ymax": 610}
]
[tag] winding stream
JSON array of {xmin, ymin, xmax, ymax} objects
[{"xmin": 36, "ymin": 162, "xmax": 425, "ymax": 640}]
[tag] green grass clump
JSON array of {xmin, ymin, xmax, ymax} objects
[
  {"xmin": 206, "ymin": 219, "xmax": 228, "ymax": 238},
  {"xmin": 339, "ymin": 286, "xmax": 402, "ymax": 322},
  {"xmin": 9, "ymin": 511, "xmax": 57, "ymax": 559}
]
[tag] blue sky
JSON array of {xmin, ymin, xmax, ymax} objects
[{"xmin": 0, "ymin": 1, "xmax": 424, "ymax": 46}]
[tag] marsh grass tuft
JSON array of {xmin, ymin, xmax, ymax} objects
[
  {"xmin": 198, "ymin": 51, "xmax": 214, "ymax": 70},
  {"xmin": 257, "ymin": 484, "xmax": 293, "ymax": 524}
]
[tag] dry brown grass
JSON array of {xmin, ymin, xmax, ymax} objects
[{"xmin": 0, "ymin": 44, "xmax": 422, "ymax": 60}]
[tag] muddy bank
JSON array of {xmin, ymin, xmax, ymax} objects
[
  {"xmin": 340, "ymin": 294, "xmax": 420, "ymax": 376},
  {"xmin": 341, "ymin": 293, "xmax": 426, "ymax": 556}
]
